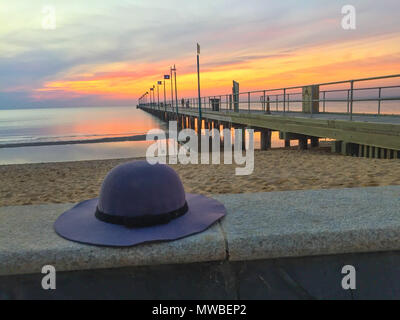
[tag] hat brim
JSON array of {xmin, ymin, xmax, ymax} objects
[{"xmin": 54, "ymin": 193, "xmax": 226, "ymax": 247}]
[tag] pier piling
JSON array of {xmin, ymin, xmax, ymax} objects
[
  {"xmin": 260, "ymin": 129, "xmax": 271, "ymax": 150},
  {"xmin": 298, "ymin": 137, "xmax": 308, "ymax": 150}
]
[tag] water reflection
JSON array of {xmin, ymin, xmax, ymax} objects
[{"xmin": 0, "ymin": 140, "xmax": 156, "ymax": 165}]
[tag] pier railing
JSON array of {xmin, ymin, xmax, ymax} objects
[{"xmin": 139, "ymin": 74, "xmax": 400, "ymax": 120}]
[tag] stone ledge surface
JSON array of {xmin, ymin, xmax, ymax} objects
[
  {"xmin": 215, "ymin": 186, "xmax": 400, "ymax": 261},
  {"xmin": 1, "ymin": 186, "xmax": 400, "ymax": 276},
  {"xmin": 0, "ymin": 203, "xmax": 226, "ymax": 276}
]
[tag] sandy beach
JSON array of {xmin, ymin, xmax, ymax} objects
[{"xmin": 1, "ymin": 146, "xmax": 400, "ymax": 207}]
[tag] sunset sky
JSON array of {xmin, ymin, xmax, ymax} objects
[{"xmin": 1, "ymin": 0, "xmax": 400, "ymax": 107}]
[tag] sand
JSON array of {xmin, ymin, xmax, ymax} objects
[{"xmin": 1, "ymin": 147, "xmax": 400, "ymax": 207}]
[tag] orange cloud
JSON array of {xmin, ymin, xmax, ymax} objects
[{"xmin": 35, "ymin": 32, "xmax": 400, "ymax": 101}]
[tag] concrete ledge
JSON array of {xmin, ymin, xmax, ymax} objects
[
  {"xmin": 1, "ymin": 186, "xmax": 400, "ymax": 277},
  {"xmin": 0, "ymin": 204, "xmax": 226, "ymax": 276},
  {"xmin": 216, "ymin": 186, "xmax": 400, "ymax": 261}
]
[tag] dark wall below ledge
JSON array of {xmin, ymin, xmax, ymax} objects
[{"xmin": 2, "ymin": 250, "xmax": 400, "ymax": 300}]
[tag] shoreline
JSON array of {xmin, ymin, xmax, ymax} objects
[
  {"xmin": 0, "ymin": 134, "xmax": 150, "ymax": 149},
  {"xmin": 0, "ymin": 142, "xmax": 331, "ymax": 167},
  {"xmin": 1, "ymin": 147, "xmax": 400, "ymax": 207}
]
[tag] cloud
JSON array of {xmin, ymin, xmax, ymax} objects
[{"xmin": 0, "ymin": 0, "xmax": 399, "ymax": 107}]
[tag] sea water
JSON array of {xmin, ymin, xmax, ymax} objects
[{"xmin": 0, "ymin": 106, "xmax": 166, "ymax": 164}]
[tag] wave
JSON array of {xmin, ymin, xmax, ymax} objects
[
  {"xmin": 0, "ymin": 134, "xmax": 149, "ymax": 148},
  {"xmin": 0, "ymin": 131, "xmax": 170, "ymax": 148},
  {"xmin": 0, "ymin": 131, "xmax": 149, "ymax": 144}
]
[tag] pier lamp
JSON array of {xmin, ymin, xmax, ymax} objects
[
  {"xmin": 171, "ymin": 65, "xmax": 178, "ymax": 115},
  {"xmin": 170, "ymin": 67, "xmax": 174, "ymax": 111},
  {"xmin": 164, "ymin": 74, "xmax": 170, "ymax": 109},
  {"xmin": 152, "ymin": 85, "xmax": 156, "ymax": 107},
  {"xmin": 157, "ymin": 81, "xmax": 162, "ymax": 110},
  {"xmin": 150, "ymin": 87, "xmax": 154, "ymax": 107},
  {"xmin": 196, "ymin": 43, "xmax": 202, "ymax": 124}
]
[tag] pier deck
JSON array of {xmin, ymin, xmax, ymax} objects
[{"xmin": 139, "ymin": 105, "xmax": 400, "ymax": 156}]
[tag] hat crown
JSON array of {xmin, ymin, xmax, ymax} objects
[{"xmin": 98, "ymin": 161, "xmax": 186, "ymax": 218}]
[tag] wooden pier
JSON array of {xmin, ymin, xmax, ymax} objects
[
  {"xmin": 139, "ymin": 105, "xmax": 400, "ymax": 159},
  {"xmin": 138, "ymin": 74, "xmax": 400, "ymax": 158}
]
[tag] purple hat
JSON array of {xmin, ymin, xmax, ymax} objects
[{"xmin": 54, "ymin": 161, "xmax": 226, "ymax": 247}]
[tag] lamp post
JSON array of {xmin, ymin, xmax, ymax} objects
[
  {"xmin": 150, "ymin": 87, "xmax": 154, "ymax": 107},
  {"xmin": 196, "ymin": 43, "xmax": 202, "ymax": 125},
  {"xmin": 172, "ymin": 64, "xmax": 178, "ymax": 115},
  {"xmin": 164, "ymin": 74, "xmax": 169, "ymax": 111},
  {"xmin": 149, "ymin": 89, "xmax": 152, "ymax": 106},
  {"xmin": 152, "ymin": 85, "xmax": 156, "ymax": 108},
  {"xmin": 157, "ymin": 81, "xmax": 162, "ymax": 110},
  {"xmin": 153, "ymin": 88, "xmax": 155, "ymax": 108},
  {"xmin": 141, "ymin": 92, "xmax": 147, "ymax": 106},
  {"xmin": 170, "ymin": 66, "xmax": 174, "ymax": 113}
]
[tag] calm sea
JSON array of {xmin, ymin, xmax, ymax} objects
[{"xmin": 0, "ymin": 106, "xmax": 167, "ymax": 165}]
